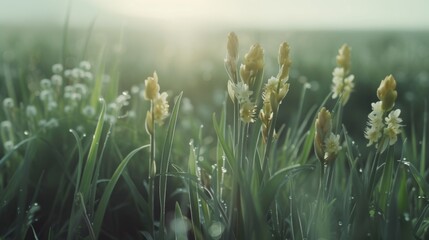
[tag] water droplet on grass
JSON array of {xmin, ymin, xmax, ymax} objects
[{"xmin": 338, "ymin": 221, "xmax": 343, "ymax": 226}]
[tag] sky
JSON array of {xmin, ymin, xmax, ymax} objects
[{"xmin": 1, "ymin": 0, "xmax": 429, "ymax": 30}]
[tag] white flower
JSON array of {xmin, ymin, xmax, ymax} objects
[
  {"xmin": 115, "ymin": 92, "xmax": 131, "ymax": 108},
  {"xmin": 51, "ymin": 74, "xmax": 63, "ymax": 86},
  {"xmin": 1, "ymin": 120, "xmax": 12, "ymax": 130},
  {"xmin": 26, "ymin": 105, "xmax": 38, "ymax": 117},
  {"xmin": 153, "ymin": 92, "xmax": 169, "ymax": 124},
  {"xmin": 40, "ymin": 79, "xmax": 52, "ymax": 90},
  {"xmin": 324, "ymin": 133, "xmax": 341, "ymax": 159},
  {"xmin": 46, "ymin": 118, "xmax": 59, "ymax": 128},
  {"xmin": 3, "ymin": 98, "xmax": 14, "ymax": 109},
  {"xmin": 365, "ymin": 101, "xmax": 384, "ymax": 146},
  {"xmin": 83, "ymin": 72, "xmax": 93, "ymax": 82},
  {"xmin": 365, "ymin": 126, "xmax": 382, "ymax": 147},
  {"xmin": 332, "ymin": 67, "xmax": 345, "ymax": 79},
  {"xmin": 331, "ymin": 67, "xmax": 355, "ymax": 104},
  {"xmin": 47, "ymin": 101, "xmax": 58, "ymax": 112},
  {"xmin": 40, "ymin": 90, "xmax": 53, "ymax": 102},
  {"xmin": 3, "ymin": 140, "xmax": 14, "ymax": 152},
  {"xmin": 82, "ymin": 105, "xmax": 95, "ymax": 117},
  {"xmin": 131, "ymin": 86, "xmax": 140, "ymax": 95},
  {"xmin": 233, "ymin": 82, "xmax": 253, "ymax": 104},
  {"xmin": 385, "ymin": 109, "xmax": 402, "ymax": 130},
  {"xmin": 52, "ymin": 63, "xmax": 63, "ymax": 74},
  {"xmin": 79, "ymin": 61, "xmax": 91, "ymax": 71}
]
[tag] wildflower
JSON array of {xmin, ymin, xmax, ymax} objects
[
  {"xmin": 40, "ymin": 90, "xmax": 53, "ymax": 102},
  {"xmin": 225, "ymin": 32, "xmax": 239, "ymax": 82},
  {"xmin": 83, "ymin": 72, "xmax": 93, "ymax": 82},
  {"xmin": 131, "ymin": 86, "xmax": 140, "ymax": 95},
  {"xmin": 40, "ymin": 79, "xmax": 52, "ymax": 90},
  {"xmin": 263, "ymin": 77, "xmax": 290, "ymax": 106},
  {"xmin": 314, "ymin": 107, "xmax": 340, "ymax": 164},
  {"xmin": 377, "ymin": 74, "xmax": 397, "ymax": 111},
  {"xmin": 240, "ymin": 101, "xmax": 255, "ymax": 123},
  {"xmin": 233, "ymin": 82, "xmax": 253, "ymax": 104},
  {"xmin": 365, "ymin": 75, "xmax": 402, "ymax": 151},
  {"xmin": 116, "ymin": 91, "xmax": 131, "ymax": 109},
  {"xmin": 3, "ymin": 140, "xmax": 14, "ymax": 152},
  {"xmin": 79, "ymin": 61, "xmax": 91, "ymax": 71},
  {"xmin": 51, "ymin": 75, "xmax": 63, "ymax": 86},
  {"xmin": 3, "ymin": 98, "xmax": 14, "ymax": 109},
  {"xmin": 47, "ymin": 101, "xmax": 58, "ymax": 112},
  {"xmin": 52, "ymin": 63, "xmax": 63, "ymax": 74},
  {"xmin": 331, "ymin": 45, "xmax": 355, "ymax": 105},
  {"xmin": 324, "ymin": 133, "xmax": 341, "ymax": 161},
  {"xmin": 336, "ymin": 44, "xmax": 351, "ymax": 74},
  {"xmin": 278, "ymin": 42, "xmax": 291, "ymax": 81},
  {"xmin": 384, "ymin": 109, "xmax": 402, "ymax": 145},
  {"xmin": 144, "ymin": 72, "xmax": 160, "ymax": 100},
  {"xmin": 82, "ymin": 105, "xmax": 96, "ymax": 117},
  {"xmin": 152, "ymin": 92, "xmax": 169, "ymax": 125},
  {"xmin": 26, "ymin": 105, "xmax": 38, "ymax": 117},
  {"xmin": 46, "ymin": 118, "xmax": 59, "ymax": 128},
  {"xmin": 365, "ymin": 101, "xmax": 384, "ymax": 146}
]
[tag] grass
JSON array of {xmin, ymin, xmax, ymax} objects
[{"xmin": 0, "ymin": 20, "xmax": 429, "ymax": 239}]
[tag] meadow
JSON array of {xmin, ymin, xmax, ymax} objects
[{"xmin": 1, "ymin": 22, "xmax": 429, "ymax": 239}]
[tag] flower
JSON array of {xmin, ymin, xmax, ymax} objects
[
  {"xmin": 26, "ymin": 105, "xmax": 38, "ymax": 117},
  {"xmin": 79, "ymin": 61, "xmax": 91, "ymax": 71},
  {"xmin": 51, "ymin": 75, "xmax": 63, "ymax": 86},
  {"xmin": 52, "ymin": 63, "xmax": 63, "ymax": 74},
  {"xmin": 314, "ymin": 107, "xmax": 341, "ymax": 164},
  {"xmin": 233, "ymin": 81, "xmax": 253, "ymax": 104},
  {"xmin": 3, "ymin": 98, "xmax": 14, "ymax": 109},
  {"xmin": 240, "ymin": 101, "xmax": 255, "ymax": 123},
  {"xmin": 153, "ymin": 92, "xmax": 169, "ymax": 125},
  {"xmin": 365, "ymin": 101, "xmax": 384, "ymax": 146},
  {"xmin": 144, "ymin": 72, "xmax": 160, "ymax": 100},
  {"xmin": 324, "ymin": 133, "xmax": 341, "ymax": 161}
]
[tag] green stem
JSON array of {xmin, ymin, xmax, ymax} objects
[{"xmin": 149, "ymin": 101, "xmax": 155, "ymax": 236}]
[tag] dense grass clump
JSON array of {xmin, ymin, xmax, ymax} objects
[{"xmin": 1, "ymin": 26, "xmax": 429, "ymax": 240}]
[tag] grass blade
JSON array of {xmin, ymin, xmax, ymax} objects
[
  {"xmin": 159, "ymin": 92, "xmax": 183, "ymax": 238},
  {"xmin": 93, "ymin": 144, "xmax": 150, "ymax": 239}
]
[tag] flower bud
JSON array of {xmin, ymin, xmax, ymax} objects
[
  {"xmin": 227, "ymin": 32, "xmax": 239, "ymax": 61},
  {"xmin": 336, "ymin": 44, "xmax": 351, "ymax": 74},
  {"xmin": 143, "ymin": 72, "xmax": 160, "ymax": 100},
  {"xmin": 314, "ymin": 107, "xmax": 332, "ymax": 164},
  {"xmin": 244, "ymin": 44, "xmax": 264, "ymax": 73},
  {"xmin": 278, "ymin": 42, "xmax": 291, "ymax": 81},
  {"xmin": 377, "ymin": 74, "xmax": 397, "ymax": 111}
]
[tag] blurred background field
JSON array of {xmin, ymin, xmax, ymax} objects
[{"xmin": 1, "ymin": 24, "xmax": 429, "ymax": 141}]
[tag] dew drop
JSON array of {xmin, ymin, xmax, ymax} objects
[
  {"xmin": 24, "ymin": 131, "xmax": 29, "ymax": 136},
  {"xmin": 338, "ymin": 221, "xmax": 343, "ymax": 226}
]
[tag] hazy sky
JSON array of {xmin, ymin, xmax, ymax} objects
[{"xmin": 1, "ymin": 0, "xmax": 429, "ymax": 29}]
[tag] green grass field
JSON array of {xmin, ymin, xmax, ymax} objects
[{"xmin": 1, "ymin": 21, "xmax": 429, "ymax": 239}]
